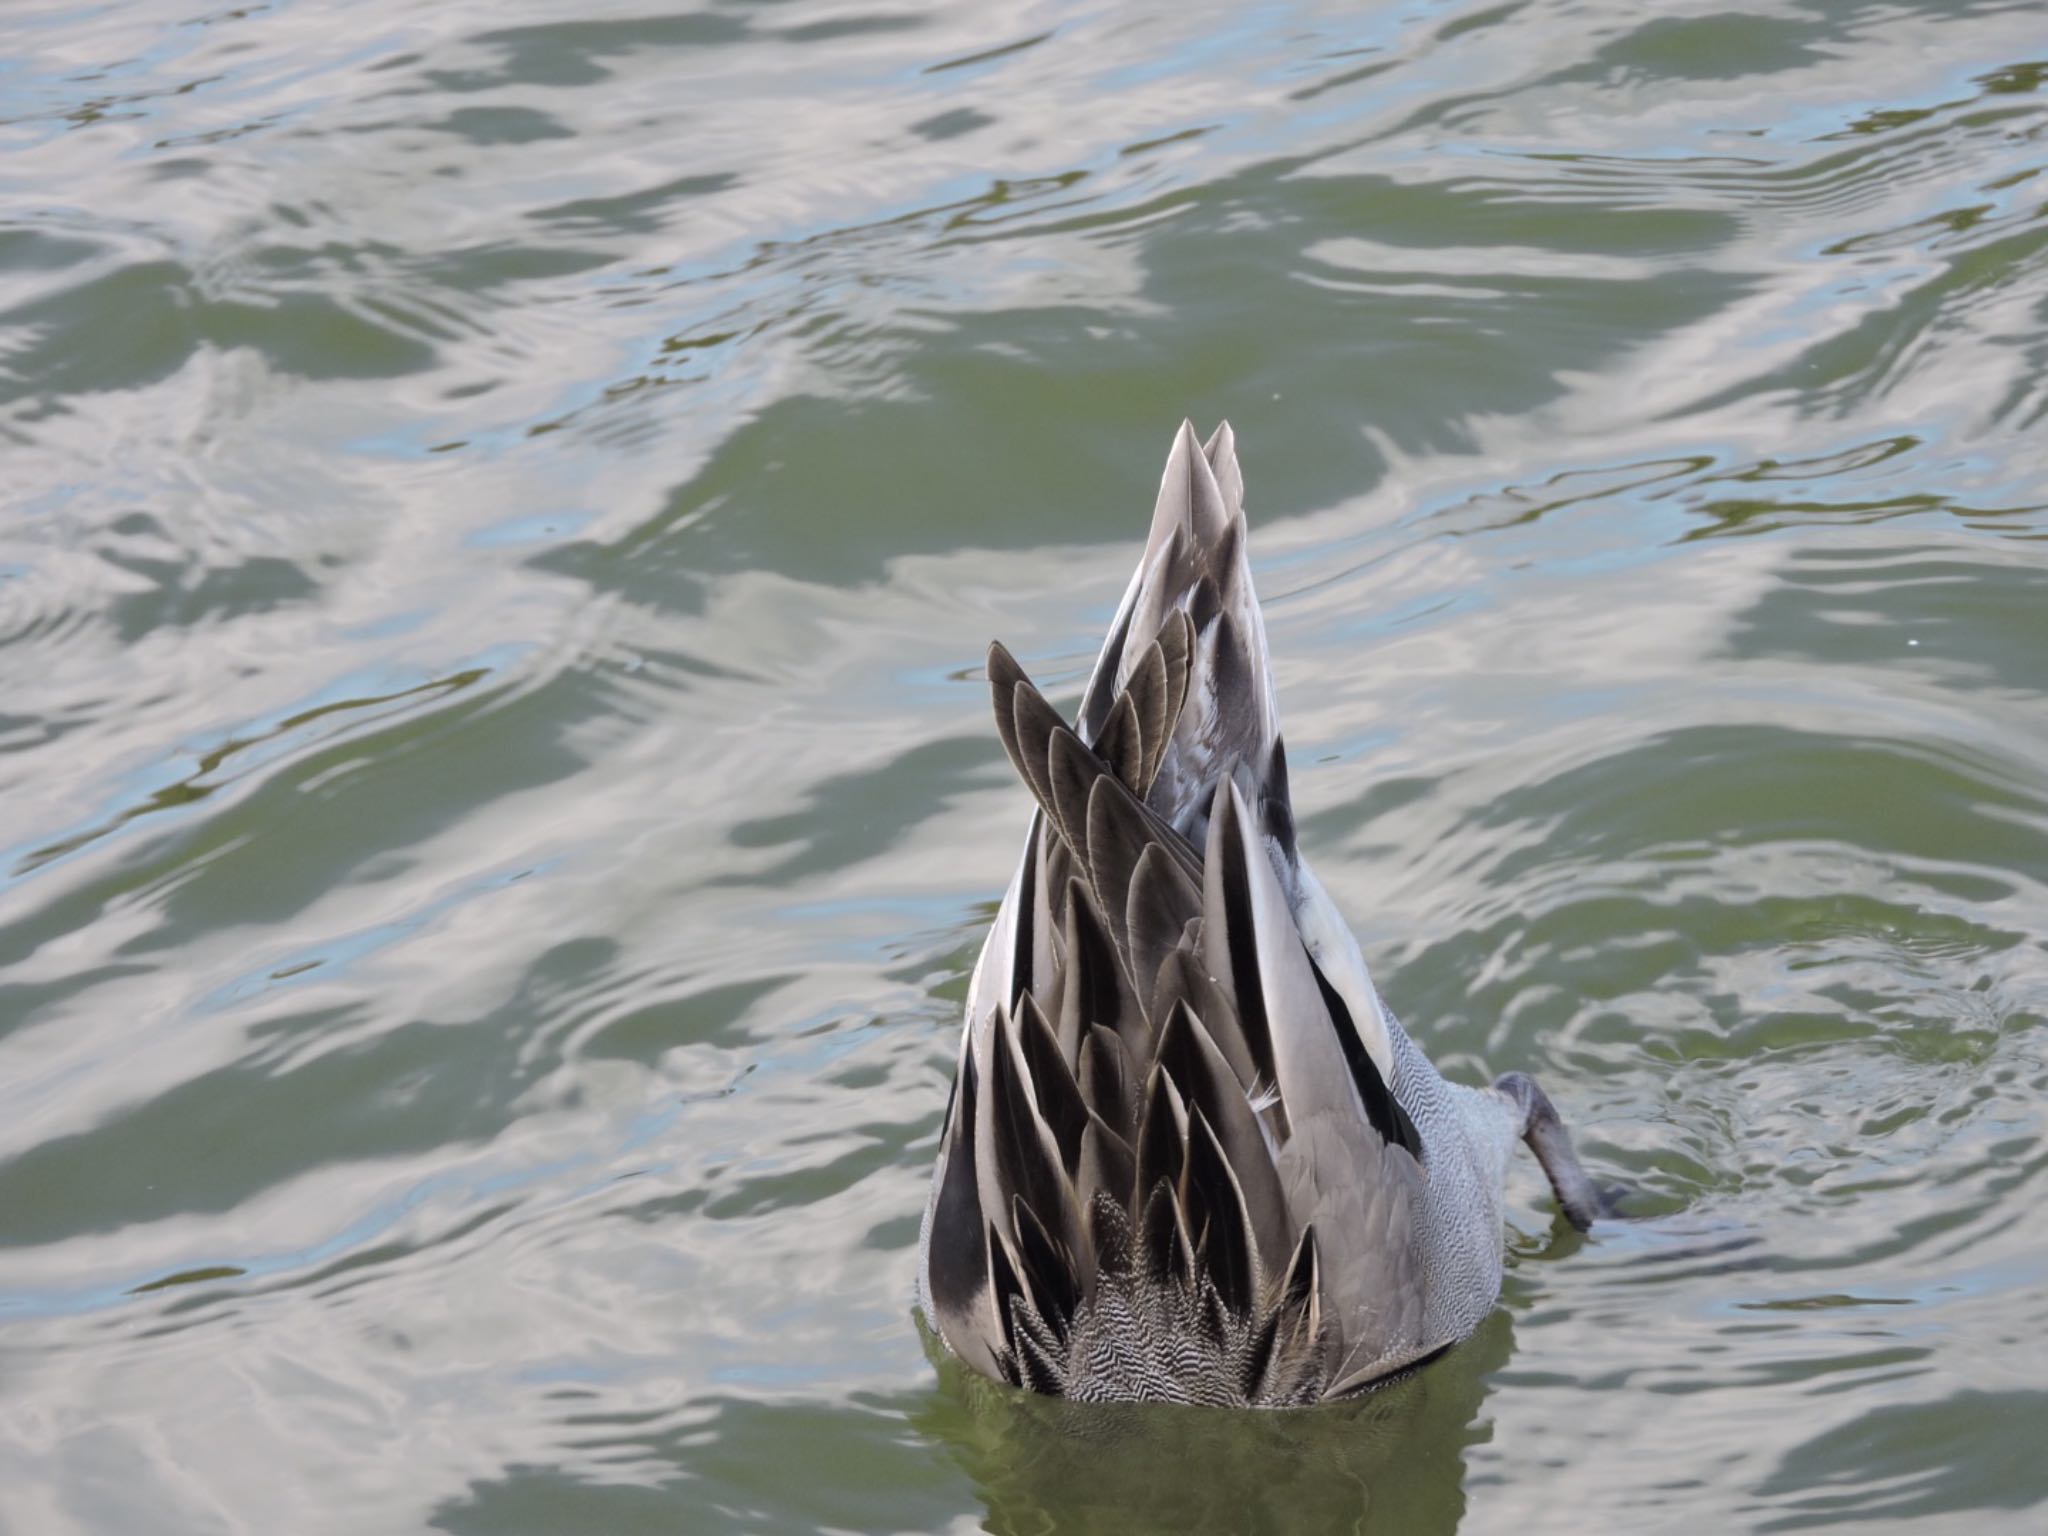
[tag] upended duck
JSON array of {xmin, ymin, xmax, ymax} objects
[{"xmin": 916, "ymin": 421, "xmax": 1612, "ymax": 1406}]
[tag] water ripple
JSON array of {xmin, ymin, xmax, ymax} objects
[{"xmin": 4, "ymin": 1, "xmax": 2048, "ymax": 1532}]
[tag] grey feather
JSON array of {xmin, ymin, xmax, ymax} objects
[
  {"xmin": 1151, "ymin": 1000, "xmax": 1292, "ymax": 1275},
  {"xmin": 1093, "ymin": 690, "xmax": 1146, "ymax": 792},
  {"xmin": 1123, "ymin": 843, "xmax": 1201, "ymax": 1014}
]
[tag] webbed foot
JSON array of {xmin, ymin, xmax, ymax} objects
[{"xmin": 1492, "ymin": 1071, "xmax": 1618, "ymax": 1232}]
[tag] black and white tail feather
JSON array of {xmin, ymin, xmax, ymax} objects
[{"xmin": 917, "ymin": 422, "xmax": 1609, "ymax": 1406}]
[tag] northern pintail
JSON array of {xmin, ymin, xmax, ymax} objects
[{"xmin": 917, "ymin": 422, "xmax": 1610, "ymax": 1405}]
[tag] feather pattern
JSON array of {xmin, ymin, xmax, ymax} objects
[{"xmin": 917, "ymin": 422, "xmax": 1539, "ymax": 1405}]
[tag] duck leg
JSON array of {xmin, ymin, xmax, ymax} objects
[{"xmin": 1493, "ymin": 1072, "xmax": 1615, "ymax": 1232}]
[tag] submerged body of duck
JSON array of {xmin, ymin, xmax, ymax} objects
[{"xmin": 916, "ymin": 422, "xmax": 1608, "ymax": 1405}]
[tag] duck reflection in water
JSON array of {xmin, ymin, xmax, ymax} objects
[{"xmin": 914, "ymin": 1305, "xmax": 1513, "ymax": 1536}]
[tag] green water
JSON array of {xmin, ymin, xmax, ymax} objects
[{"xmin": 4, "ymin": 1, "xmax": 2047, "ymax": 1531}]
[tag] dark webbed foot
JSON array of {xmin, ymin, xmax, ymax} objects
[{"xmin": 1492, "ymin": 1071, "xmax": 1620, "ymax": 1232}]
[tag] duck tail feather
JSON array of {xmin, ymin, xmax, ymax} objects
[
  {"xmin": 1075, "ymin": 421, "xmax": 1243, "ymax": 741},
  {"xmin": 1132, "ymin": 1066, "xmax": 1190, "ymax": 1239},
  {"xmin": 1076, "ymin": 1112, "xmax": 1137, "ymax": 1223},
  {"xmin": 1184, "ymin": 1106, "xmax": 1256, "ymax": 1317},
  {"xmin": 976, "ymin": 1002, "xmax": 1088, "ymax": 1281},
  {"xmin": 1078, "ymin": 1021, "xmax": 1133, "ymax": 1128},
  {"xmin": 1014, "ymin": 990, "xmax": 1089, "ymax": 1172},
  {"xmin": 1151, "ymin": 999, "xmax": 1293, "ymax": 1276},
  {"xmin": 1055, "ymin": 875, "xmax": 1147, "ymax": 1076},
  {"xmin": 924, "ymin": 1042, "xmax": 1003, "ymax": 1380},
  {"xmin": 1123, "ymin": 843, "xmax": 1201, "ymax": 1022},
  {"xmin": 1203, "ymin": 778, "xmax": 1411, "ymax": 1153}
]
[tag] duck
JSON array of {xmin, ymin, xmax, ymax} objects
[{"xmin": 916, "ymin": 421, "xmax": 1611, "ymax": 1406}]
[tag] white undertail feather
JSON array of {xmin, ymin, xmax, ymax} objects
[{"xmin": 917, "ymin": 422, "xmax": 1529, "ymax": 1405}]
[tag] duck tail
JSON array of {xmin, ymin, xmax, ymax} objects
[{"xmin": 1075, "ymin": 422, "xmax": 1293, "ymax": 865}]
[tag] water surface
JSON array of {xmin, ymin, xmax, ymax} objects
[{"xmin": 3, "ymin": 1, "xmax": 2047, "ymax": 1531}]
